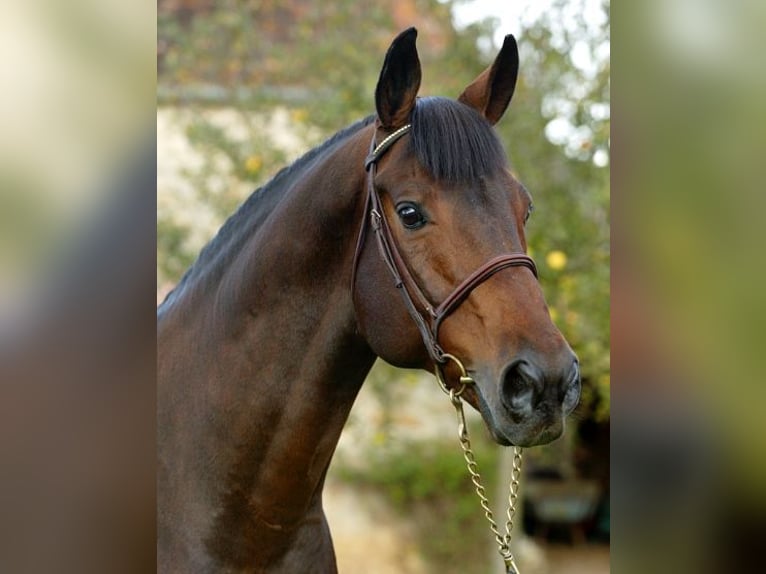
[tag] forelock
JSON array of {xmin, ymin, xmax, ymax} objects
[{"xmin": 409, "ymin": 96, "xmax": 507, "ymax": 184}]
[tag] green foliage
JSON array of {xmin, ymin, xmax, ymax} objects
[
  {"xmin": 333, "ymin": 427, "xmax": 500, "ymax": 573},
  {"xmin": 181, "ymin": 114, "xmax": 291, "ymax": 219},
  {"xmin": 158, "ymin": 0, "xmax": 491, "ymax": 124},
  {"xmin": 156, "ymin": 215, "xmax": 196, "ymax": 286},
  {"xmin": 336, "ymin": 438, "xmax": 488, "ymax": 508}
]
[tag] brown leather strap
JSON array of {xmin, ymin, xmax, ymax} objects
[
  {"xmin": 432, "ymin": 253, "xmax": 537, "ymax": 339},
  {"xmin": 352, "ymin": 121, "xmax": 538, "ymax": 364}
]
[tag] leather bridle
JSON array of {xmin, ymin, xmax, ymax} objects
[{"xmin": 351, "ymin": 121, "xmax": 538, "ymax": 373}]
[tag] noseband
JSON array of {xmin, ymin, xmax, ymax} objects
[{"xmin": 351, "ymin": 121, "xmax": 538, "ymax": 377}]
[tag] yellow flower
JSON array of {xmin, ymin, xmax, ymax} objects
[
  {"xmin": 290, "ymin": 108, "xmax": 308, "ymax": 123},
  {"xmin": 546, "ymin": 250, "xmax": 568, "ymax": 270},
  {"xmin": 245, "ymin": 155, "xmax": 262, "ymax": 174}
]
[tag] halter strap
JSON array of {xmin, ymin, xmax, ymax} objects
[{"xmin": 352, "ymin": 121, "xmax": 538, "ymax": 365}]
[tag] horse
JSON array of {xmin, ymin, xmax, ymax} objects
[{"xmin": 158, "ymin": 27, "xmax": 580, "ymax": 573}]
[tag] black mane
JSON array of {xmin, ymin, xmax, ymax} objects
[{"xmin": 410, "ymin": 96, "xmax": 507, "ymax": 184}]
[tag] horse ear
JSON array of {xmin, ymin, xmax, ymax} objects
[
  {"xmin": 375, "ymin": 28, "xmax": 421, "ymax": 129},
  {"xmin": 458, "ymin": 34, "xmax": 519, "ymax": 125}
]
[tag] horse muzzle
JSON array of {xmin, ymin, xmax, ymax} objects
[{"xmin": 477, "ymin": 350, "xmax": 581, "ymax": 447}]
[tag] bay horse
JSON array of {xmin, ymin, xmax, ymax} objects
[{"xmin": 158, "ymin": 28, "xmax": 580, "ymax": 573}]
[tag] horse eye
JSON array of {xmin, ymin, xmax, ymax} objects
[
  {"xmin": 524, "ymin": 203, "xmax": 534, "ymax": 224},
  {"xmin": 396, "ymin": 203, "xmax": 426, "ymax": 229}
]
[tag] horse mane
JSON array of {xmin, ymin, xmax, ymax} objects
[
  {"xmin": 410, "ymin": 96, "xmax": 508, "ymax": 184},
  {"xmin": 159, "ymin": 115, "xmax": 376, "ymax": 309}
]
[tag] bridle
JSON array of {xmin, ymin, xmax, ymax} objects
[
  {"xmin": 351, "ymin": 121, "xmax": 538, "ymax": 380},
  {"xmin": 351, "ymin": 120, "xmax": 535, "ymax": 573}
]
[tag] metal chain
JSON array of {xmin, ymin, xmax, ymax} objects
[{"xmin": 435, "ymin": 355, "xmax": 524, "ymax": 574}]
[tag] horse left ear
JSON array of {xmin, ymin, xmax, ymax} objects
[
  {"xmin": 375, "ymin": 27, "xmax": 421, "ymax": 129},
  {"xmin": 458, "ymin": 34, "xmax": 519, "ymax": 125}
]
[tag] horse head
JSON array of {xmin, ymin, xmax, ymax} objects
[{"xmin": 353, "ymin": 28, "xmax": 580, "ymax": 447}]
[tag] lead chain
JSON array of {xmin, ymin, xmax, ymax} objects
[
  {"xmin": 434, "ymin": 356, "xmax": 525, "ymax": 573},
  {"xmin": 449, "ymin": 390, "xmax": 524, "ymax": 573}
]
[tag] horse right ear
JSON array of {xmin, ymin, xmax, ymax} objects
[{"xmin": 375, "ymin": 28, "xmax": 421, "ymax": 129}]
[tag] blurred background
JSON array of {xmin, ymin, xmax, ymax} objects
[
  {"xmin": 0, "ymin": 1, "xmax": 156, "ymax": 572},
  {"xmin": 157, "ymin": 1, "xmax": 609, "ymax": 573}
]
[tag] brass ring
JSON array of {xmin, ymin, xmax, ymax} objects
[{"xmin": 435, "ymin": 353, "xmax": 474, "ymax": 397}]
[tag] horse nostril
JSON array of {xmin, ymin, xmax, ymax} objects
[
  {"xmin": 501, "ymin": 357, "xmax": 581, "ymax": 417},
  {"xmin": 500, "ymin": 360, "xmax": 541, "ymax": 417},
  {"xmin": 561, "ymin": 360, "xmax": 582, "ymax": 414}
]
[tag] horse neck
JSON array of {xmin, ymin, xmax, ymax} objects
[{"xmin": 158, "ymin": 123, "xmax": 378, "ymax": 568}]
